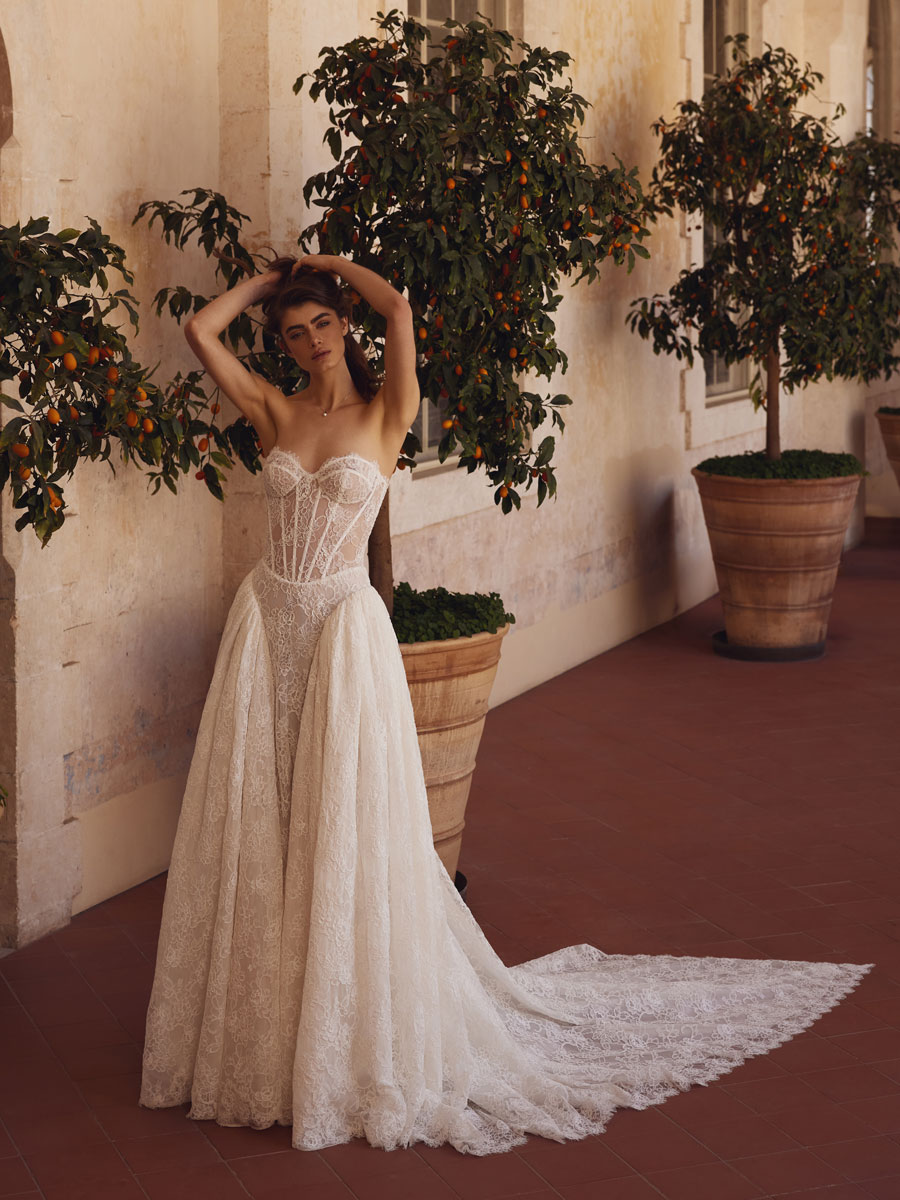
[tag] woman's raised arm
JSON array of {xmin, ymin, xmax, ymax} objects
[
  {"xmin": 184, "ymin": 270, "xmax": 282, "ymax": 442},
  {"xmin": 298, "ymin": 254, "xmax": 419, "ymax": 437}
]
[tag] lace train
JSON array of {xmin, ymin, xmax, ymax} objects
[{"xmin": 140, "ymin": 571, "xmax": 872, "ymax": 1156}]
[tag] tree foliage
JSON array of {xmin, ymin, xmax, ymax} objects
[
  {"xmin": 629, "ymin": 36, "xmax": 900, "ymax": 459},
  {"xmin": 297, "ymin": 8, "xmax": 648, "ymax": 510},
  {"xmin": 0, "ymin": 216, "xmax": 237, "ymax": 545}
]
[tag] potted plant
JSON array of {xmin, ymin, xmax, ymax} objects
[
  {"xmin": 629, "ymin": 36, "xmax": 900, "ymax": 660},
  {"xmin": 137, "ymin": 11, "xmax": 648, "ymax": 879}
]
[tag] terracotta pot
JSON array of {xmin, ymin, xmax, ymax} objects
[
  {"xmin": 692, "ymin": 468, "xmax": 861, "ymax": 660},
  {"xmin": 400, "ymin": 623, "xmax": 509, "ymax": 879},
  {"xmin": 876, "ymin": 411, "xmax": 900, "ymax": 492}
]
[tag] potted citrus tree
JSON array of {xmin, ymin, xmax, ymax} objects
[
  {"xmin": 629, "ymin": 35, "xmax": 900, "ymax": 661},
  {"xmin": 136, "ymin": 11, "xmax": 649, "ymax": 882}
]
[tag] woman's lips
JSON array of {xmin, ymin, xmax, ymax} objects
[{"xmin": 312, "ymin": 349, "xmax": 329, "ymax": 360}]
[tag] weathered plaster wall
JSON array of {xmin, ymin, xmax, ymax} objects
[
  {"xmin": 0, "ymin": 1, "xmax": 223, "ymax": 944},
  {"xmin": 388, "ymin": 0, "xmax": 897, "ymax": 707},
  {"xmin": 1, "ymin": 0, "xmax": 897, "ymax": 943}
]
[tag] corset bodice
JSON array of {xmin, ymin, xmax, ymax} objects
[{"xmin": 261, "ymin": 447, "xmax": 390, "ymax": 582}]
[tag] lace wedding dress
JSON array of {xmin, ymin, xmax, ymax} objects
[{"xmin": 140, "ymin": 445, "xmax": 872, "ymax": 1156}]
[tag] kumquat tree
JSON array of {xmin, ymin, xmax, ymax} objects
[
  {"xmin": 628, "ymin": 35, "xmax": 900, "ymax": 475},
  {"xmin": 296, "ymin": 8, "xmax": 649, "ymax": 510},
  {"xmin": 134, "ymin": 9, "xmax": 649, "ymax": 526},
  {"xmin": 0, "ymin": 216, "xmax": 232, "ymax": 546}
]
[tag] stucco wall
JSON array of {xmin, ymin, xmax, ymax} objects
[
  {"xmin": 1, "ymin": 0, "xmax": 897, "ymax": 945},
  {"xmin": 0, "ymin": 1, "xmax": 223, "ymax": 942}
]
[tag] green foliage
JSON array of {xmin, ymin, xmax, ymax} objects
[
  {"xmin": 695, "ymin": 449, "xmax": 865, "ymax": 479},
  {"xmin": 391, "ymin": 579, "xmax": 515, "ymax": 643},
  {"xmin": 0, "ymin": 216, "xmax": 238, "ymax": 544},
  {"xmin": 877, "ymin": 405, "xmax": 900, "ymax": 415},
  {"xmin": 133, "ymin": 188, "xmax": 305, "ymax": 478},
  {"xmin": 297, "ymin": 8, "xmax": 648, "ymax": 509},
  {"xmin": 629, "ymin": 35, "xmax": 900, "ymax": 434}
]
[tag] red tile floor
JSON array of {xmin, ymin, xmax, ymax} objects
[{"xmin": 2, "ymin": 534, "xmax": 900, "ymax": 1199}]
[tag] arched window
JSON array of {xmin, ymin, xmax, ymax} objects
[
  {"xmin": 0, "ymin": 29, "xmax": 12, "ymax": 152},
  {"xmin": 407, "ymin": 0, "xmax": 524, "ymax": 465},
  {"xmin": 866, "ymin": 0, "xmax": 891, "ymax": 137},
  {"xmin": 702, "ymin": 0, "xmax": 760, "ymax": 407}
]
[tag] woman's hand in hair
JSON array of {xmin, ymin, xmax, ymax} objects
[{"xmin": 296, "ymin": 254, "xmax": 342, "ymax": 284}]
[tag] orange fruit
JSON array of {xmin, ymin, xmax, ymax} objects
[
  {"xmin": 435, "ymin": 314, "xmax": 444, "ymax": 330},
  {"xmin": 562, "ymin": 219, "xmax": 571, "ymax": 231},
  {"xmin": 454, "ymin": 364, "xmax": 463, "ymax": 376},
  {"xmin": 48, "ymin": 486, "xmax": 62, "ymax": 509},
  {"xmin": 142, "ymin": 418, "xmax": 154, "ymax": 433},
  {"xmin": 504, "ymin": 150, "xmax": 512, "ymax": 162},
  {"xmin": 494, "ymin": 291, "xmax": 503, "ymax": 301},
  {"xmin": 100, "ymin": 345, "xmax": 113, "ymax": 359},
  {"xmin": 135, "ymin": 386, "xmax": 147, "ymax": 403},
  {"xmin": 47, "ymin": 407, "xmax": 61, "ymax": 424},
  {"xmin": 69, "ymin": 406, "xmax": 78, "ymax": 420},
  {"xmin": 125, "ymin": 411, "xmax": 139, "ymax": 428},
  {"xmin": 106, "ymin": 388, "xmax": 116, "ymax": 401},
  {"xmin": 195, "ymin": 470, "xmax": 205, "ymax": 480},
  {"xmin": 86, "ymin": 347, "xmax": 99, "ymax": 366},
  {"xmin": 418, "ymin": 327, "xmax": 428, "ymax": 339},
  {"xmin": 12, "ymin": 443, "xmax": 30, "ymax": 458},
  {"xmin": 62, "ymin": 352, "xmax": 77, "ymax": 371},
  {"xmin": 138, "ymin": 432, "xmax": 144, "ymax": 443},
  {"xmin": 106, "ymin": 365, "xmax": 118, "ymax": 383},
  {"xmin": 50, "ymin": 330, "xmax": 65, "ymax": 346},
  {"xmin": 211, "ymin": 403, "xmax": 220, "ymax": 413},
  {"xmin": 520, "ymin": 195, "xmax": 529, "ymax": 210},
  {"xmin": 18, "ymin": 465, "xmax": 31, "ymax": 480},
  {"xmin": 499, "ymin": 485, "xmax": 508, "ymax": 498},
  {"xmin": 509, "ymin": 347, "xmax": 518, "ymax": 358},
  {"xmin": 474, "ymin": 445, "xmax": 483, "ymax": 459},
  {"xmin": 441, "ymin": 418, "xmax": 453, "ymax": 430},
  {"xmin": 518, "ymin": 173, "xmax": 527, "ymax": 185},
  {"xmin": 446, "ymin": 178, "xmax": 456, "ymax": 189},
  {"xmin": 198, "ymin": 437, "xmax": 209, "ymax": 451}
]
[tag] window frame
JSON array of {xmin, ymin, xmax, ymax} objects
[{"xmin": 405, "ymin": 0, "xmax": 524, "ymax": 474}]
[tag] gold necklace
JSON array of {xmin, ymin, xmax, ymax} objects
[{"xmin": 319, "ymin": 387, "xmax": 352, "ymax": 417}]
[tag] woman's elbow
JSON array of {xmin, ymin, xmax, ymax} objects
[{"xmin": 387, "ymin": 296, "xmax": 413, "ymax": 324}]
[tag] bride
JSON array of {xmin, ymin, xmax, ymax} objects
[{"xmin": 139, "ymin": 252, "xmax": 871, "ymax": 1156}]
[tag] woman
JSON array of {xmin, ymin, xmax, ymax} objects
[{"xmin": 140, "ymin": 253, "xmax": 871, "ymax": 1156}]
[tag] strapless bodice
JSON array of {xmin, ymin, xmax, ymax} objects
[{"xmin": 261, "ymin": 447, "xmax": 390, "ymax": 583}]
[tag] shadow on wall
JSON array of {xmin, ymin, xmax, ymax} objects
[{"xmin": 625, "ymin": 478, "xmax": 679, "ymax": 622}]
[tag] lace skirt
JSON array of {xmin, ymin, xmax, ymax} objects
[{"xmin": 140, "ymin": 562, "xmax": 872, "ymax": 1156}]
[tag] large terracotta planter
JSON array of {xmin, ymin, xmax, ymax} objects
[
  {"xmin": 876, "ymin": 411, "xmax": 900, "ymax": 492},
  {"xmin": 692, "ymin": 468, "xmax": 861, "ymax": 660},
  {"xmin": 400, "ymin": 623, "xmax": 509, "ymax": 880}
]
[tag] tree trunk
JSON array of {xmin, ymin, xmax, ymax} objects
[
  {"xmin": 368, "ymin": 488, "xmax": 393, "ymax": 616},
  {"xmin": 765, "ymin": 342, "xmax": 781, "ymax": 461}
]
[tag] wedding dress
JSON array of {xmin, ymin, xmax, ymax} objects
[{"xmin": 139, "ymin": 445, "xmax": 871, "ymax": 1156}]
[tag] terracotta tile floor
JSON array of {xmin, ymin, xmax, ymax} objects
[{"xmin": 2, "ymin": 535, "xmax": 900, "ymax": 1199}]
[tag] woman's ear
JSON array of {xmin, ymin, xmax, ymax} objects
[{"xmin": 341, "ymin": 316, "xmax": 349, "ymax": 337}]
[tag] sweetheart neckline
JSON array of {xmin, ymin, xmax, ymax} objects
[{"xmin": 265, "ymin": 445, "xmax": 392, "ymax": 484}]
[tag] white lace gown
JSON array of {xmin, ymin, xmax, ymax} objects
[{"xmin": 139, "ymin": 446, "xmax": 872, "ymax": 1155}]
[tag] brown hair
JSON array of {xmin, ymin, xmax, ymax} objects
[{"xmin": 260, "ymin": 256, "xmax": 381, "ymax": 402}]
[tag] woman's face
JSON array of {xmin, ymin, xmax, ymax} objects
[{"xmin": 279, "ymin": 301, "xmax": 349, "ymax": 374}]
